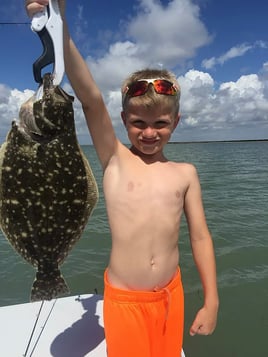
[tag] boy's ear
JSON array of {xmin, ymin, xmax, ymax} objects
[
  {"xmin": 121, "ymin": 111, "xmax": 127, "ymax": 126},
  {"xmin": 173, "ymin": 113, "xmax": 180, "ymax": 131}
]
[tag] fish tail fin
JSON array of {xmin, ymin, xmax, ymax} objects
[{"xmin": 30, "ymin": 269, "xmax": 69, "ymax": 302}]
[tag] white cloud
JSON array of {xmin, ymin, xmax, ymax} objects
[
  {"xmin": 219, "ymin": 74, "xmax": 263, "ymax": 96},
  {"xmin": 86, "ymin": 41, "xmax": 144, "ymax": 91},
  {"xmin": 202, "ymin": 41, "xmax": 268, "ymax": 70},
  {"xmin": 84, "ymin": 0, "xmax": 211, "ymax": 90},
  {"xmin": 178, "ymin": 70, "xmax": 215, "ymax": 119},
  {"xmin": 126, "ymin": 0, "xmax": 211, "ymax": 66},
  {"xmin": 174, "ymin": 71, "xmax": 268, "ymax": 140},
  {"xmin": 201, "ymin": 57, "xmax": 216, "ymax": 70},
  {"xmin": 202, "ymin": 43, "xmax": 253, "ymax": 69},
  {"xmin": 218, "ymin": 44, "xmax": 252, "ymax": 65},
  {"xmin": 1, "ymin": 68, "xmax": 267, "ymax": 145},
  {"xmin": 0, "ymin": 86, "xmax": 34, "ymax": 142}
]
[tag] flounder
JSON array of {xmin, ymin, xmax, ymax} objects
[{"xmin": 0, "ymin": 74, "xmax": 98, "ymax": 301}]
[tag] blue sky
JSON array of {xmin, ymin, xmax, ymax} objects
[{"xmin": 0, "ymin": 0, "xmax": 267, "ymax": 144}]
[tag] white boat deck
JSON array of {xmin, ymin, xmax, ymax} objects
[
  {"xmin": 0, "ymin": 294, "xmax": 106, "ymax": 356},
  {"xmin": 0, "ymin": 294, "xmax": 185, "ymax": 356}
]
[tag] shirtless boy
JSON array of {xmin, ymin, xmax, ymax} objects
[{"xmin": 26, "ymin": 1, "xmax": 219, "ymax": 356}]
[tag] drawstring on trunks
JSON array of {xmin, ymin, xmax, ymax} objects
[{"xmin": 154, "ymin": 286, "xmax": 171, "ymax": 333}]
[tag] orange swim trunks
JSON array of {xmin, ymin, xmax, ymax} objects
[{"xmin": 103, "ymin": 268, "xmax": 184, "ymax": 357}]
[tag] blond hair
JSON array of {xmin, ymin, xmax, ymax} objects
[{"xmin": 121, "ymin": 68, "xmax": 180, "ymax": 115}]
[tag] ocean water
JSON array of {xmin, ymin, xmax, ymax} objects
[{"xmin": 0, "ymin": 141, "xmax": 267, "ymax": 357}]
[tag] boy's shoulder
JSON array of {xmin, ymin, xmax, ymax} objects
[
  {"xmin": 169, "ymin": 161, "xmax": 199, "ymax": 183},
  {"xmin": 170, "ymin": 160, "xmax": 197, "ymax": 172}
]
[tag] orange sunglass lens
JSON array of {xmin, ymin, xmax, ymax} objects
[
  {"xmin": 127, "ymin": 81, "xmax": 148, "ymax": 97},
  {"xmin": 154, "ymin": 80, "xmax": 175, "ymax": 95}
]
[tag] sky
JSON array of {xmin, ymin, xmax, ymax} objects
[{"xmin": 0, "ymin": 0, "xmax": 268, "ymax": 144}]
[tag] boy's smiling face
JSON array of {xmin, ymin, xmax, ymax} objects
[{"xmin": 121, "ymin": 104, "xmax": 180, "ymax": 160}]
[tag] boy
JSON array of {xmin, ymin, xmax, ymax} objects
[{"xmin": 26, "ymin": 1, "xmax": 219, "ymax": 356}]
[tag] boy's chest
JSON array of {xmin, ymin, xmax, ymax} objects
[{"xmin": 104, "ymin": 162, "xmax": 187, "ymax": 208}]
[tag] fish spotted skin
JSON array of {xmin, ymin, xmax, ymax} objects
[{"xmin": 0, "ymin": 74, "xmax": 98, "ymax": 301}]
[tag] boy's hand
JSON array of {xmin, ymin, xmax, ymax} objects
[
  {"xmin": 190, "ymin": 305, "xmax": 218, "ymax": 336},
  {"xmin": 25, "ymin": 0, "xmax": 49, "ymax": 17},
  {"xmin": 25, "ymin": 0, "xmax": 65, "ymax": 18}
]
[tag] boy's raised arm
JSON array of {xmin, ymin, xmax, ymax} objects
[{"xmin": 62, "ymin": 22, "xmax": 118, "ymax": 170}]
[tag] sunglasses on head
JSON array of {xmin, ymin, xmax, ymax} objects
[{"xmin": 123, "ymin": 78, "xmax": 178, "ymax": 101}]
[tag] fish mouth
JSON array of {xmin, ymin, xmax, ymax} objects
[
  {"xmin": 18, "ymin": 98, "xmax": 55, "ymax": 143},
  {"xmin": 17, "ymin": 73, "xmax": 74, "ymax": 144},
  {"xmin": 18, "ymin": 74, "xmax": 63, "ymax": 143}
]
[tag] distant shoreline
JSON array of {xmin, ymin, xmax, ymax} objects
[
  {"xmin": 83, "ymin": 139, "xmax": 268, "ymax": 146},
  {"xmin": 1, "ymin": 138, "xmax": 267, "ymax": 146},
  {"xmin": 167, "ymin": 139, "xmax": 268, "ymax": 144},
  {"xmin": 78, "ymin": 139, "xmax": 268, "ymax": 147}
]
